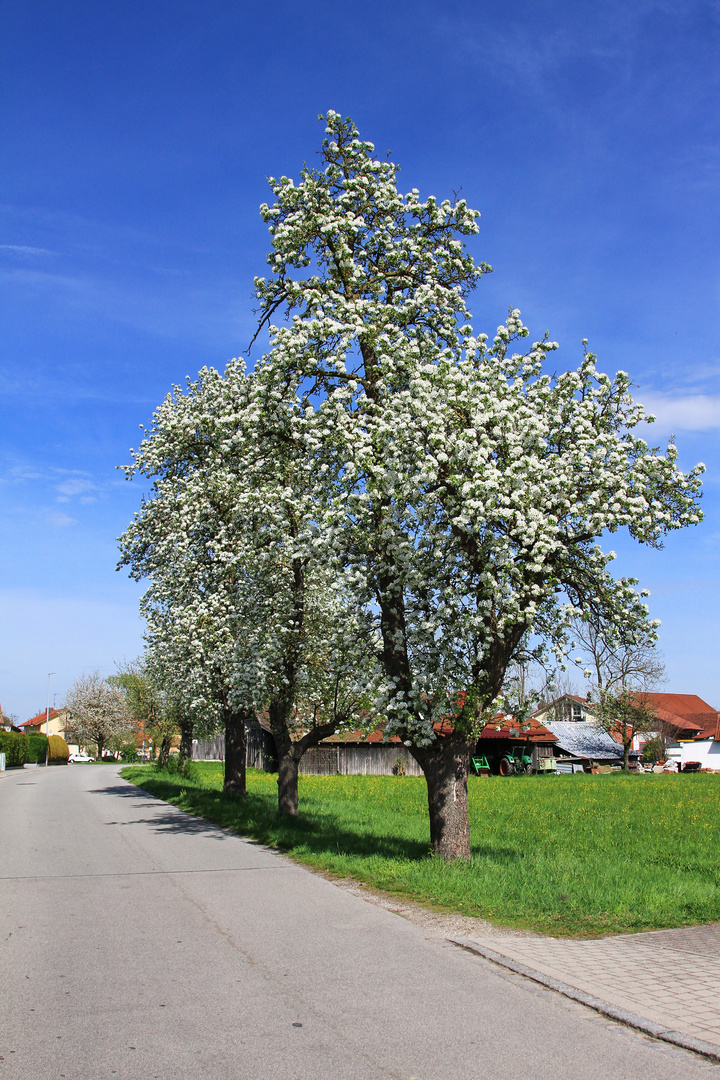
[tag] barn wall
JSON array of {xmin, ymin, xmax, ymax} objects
[
  {"xmin": 192, "ymin": 727, "xmax": 425, "ymax": 776},
  {"xmin": 299, "ymin": 744, "xmax": 423, "ymax": 776},
  {"xmin": 192, "ymin": 735, "xmax": 225, "ymax": 761}
]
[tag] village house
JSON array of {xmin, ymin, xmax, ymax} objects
[
  {"xmin": 533, "ymin": 693, "xmax": 597, "ymax": 725},
  {"xmin": 1, "ymin": 701, "xmax": 22, "ymax": 733},
  {"xmin": 19, "ymin": 708, "xmax": 79, "ymax": 754}
]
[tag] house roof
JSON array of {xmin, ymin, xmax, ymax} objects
[
  {"xmin": 543, "ymin": 721, "xmax": 625, "ymax": 761},
  {"xmin": 640, "ymin": 694, "xmax": 719, "ymax": 740},
  {"xmin": 21, "ymin": 708, "xmax": 65, "ymax": 729},
  {"xmin": 477, "ymin": 714, "xmax": 557, "ymax": 743},
  {"xmin": 318, "ymin": 714, "xmax": 557, "ymax": 746},
  {"xmin": 318, "ymin": 728, "xmax": 404, "ymax": 745}
]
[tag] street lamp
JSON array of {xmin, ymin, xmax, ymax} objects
[{"xmin": 46, "ymin": 673, "xmax": 55, "ymax": 738}]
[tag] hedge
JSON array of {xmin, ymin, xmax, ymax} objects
[
  {"xmin": 28, "ymin": 733, "xmax": 49, "ymax": 764},
  {"xmin": 0, "ymin": 731, "xmax": 28, "ymax": 767},
  {"xmin": 47, "ymin": 735, "xmax": 69, "ymax": 764}
]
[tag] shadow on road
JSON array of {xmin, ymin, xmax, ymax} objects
[{"xmin": 89, "ymin": 783, "xmax": 238, "ymax": 839}]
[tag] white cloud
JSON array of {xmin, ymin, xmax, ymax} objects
[
  {"xmin": 45, "ymin": 511, "xmax": 77, "ymax": 528},
  {"xmin": 0, "ymin": 244, "xmax": 55, "ymax": 256},
  {"xmin": 56, "ymin": 478, "xmax": 97, "ymax": 498},
  {"xmin": 639, "ymin": 393, "xmax": 720, "ymax": 432}
]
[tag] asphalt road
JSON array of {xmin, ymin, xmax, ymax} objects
[{"xmin": 1, "ymin": 764, "xmax": 715, "ymax": 1080}]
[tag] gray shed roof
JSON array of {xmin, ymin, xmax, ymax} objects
[{"xmin": 543, "ymin": 721, "xmax": 625, "ymax": 761}]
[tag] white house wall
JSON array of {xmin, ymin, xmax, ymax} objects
[{"xmin": 674, "ymin": 739, "xmax": 720, "ymax": 770}]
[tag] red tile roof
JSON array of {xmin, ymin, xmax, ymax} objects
[
  {"xmin": 318, "ymin": 714, "xmax": 556, "ymax": 745},
  {"xmin": 477, "ymin": 715, "xmax": 557, "ymax": 742},
  {"xmin": 320, "ymin": 728, "xmax": 404, "ymax": 745},
  {"xmin": 20, "ymin": 708, "xmax": 63, "ymax": 730},
  {"xmin": 641, "ymin": 694, "xmax": 720, "ymax": 740}
]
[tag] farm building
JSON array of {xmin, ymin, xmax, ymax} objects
[
  {"xmin": 299, "ymin": 729, "xmax": 424, "ymax": 776},
  {"xmin": 640, "ymin": 694, "xmax": 720, "ymax": 771},
  {"xmin": 473, "ymin": 715, "xmax": 557, "ymax": 774},
  {"xmin": 542, "ymin": 720, "xmax": 634, "ymax": 767},
  {"xmin": 194, "ymin": 715, "xmax": 560, "ymax": 776}
]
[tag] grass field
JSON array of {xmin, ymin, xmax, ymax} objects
[{"xmin": 120, "ymin": 763, "xmax": 720, "ymax": 937}]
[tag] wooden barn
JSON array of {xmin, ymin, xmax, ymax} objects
[
  {"xmin": 299, "ymin": 729, "xmax": 423, "ymax": 776},
  {"xmin": 193, "ymin": 715, "xmax": 558, "ymax": 777},
  {"xmin": 473, "ymin": 715, "xmax": 558, "ymax": 774}
]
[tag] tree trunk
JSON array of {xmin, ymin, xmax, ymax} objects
[
  {"xmin": 277, "ymin": 752, "xmax": 299, "ymax": 816},
  {"xmin": 178, "ymin": 718, "xmax": 194, "ymax": 768},
  {"xmin": 623, "ymin": 741, "xmax": 631, "ymax": 771},
  {"xmin": 97, "ymin": 736, "xmax": 105, "ymax": 761},
  {"xmin": 269, "ymin": 696, "xmax": 299, "ymax": 816},
  {"xmin": 411, "ymin": 735, "xmax": 472, "ymax": 861},
  {"xmin": 224, "ymin": 708, "xmax": 249, "ymax": 795},
  {"xmin": 158, "ymin": 735, "xmax": 171, "ymax": 768}
]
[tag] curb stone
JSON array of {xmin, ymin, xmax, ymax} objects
[{"xmin": 448, "ymin": 937, "xmax": 720, "ymax": 1065}]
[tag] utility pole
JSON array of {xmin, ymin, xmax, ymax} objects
[
  {"xmin": 45, "ymin": 673, "xmax": 55, "ymax": 765},
  {"xmin": 46, "ymin": 673, "xmax": 56, "ymax": 735}
]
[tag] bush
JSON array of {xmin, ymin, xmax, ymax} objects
[
  {"xmin": 641, "ymin": 737, "xmax": 666, "ymax": 764},
  {"xmin": 47, "ymin": 735, "xmax": 69, "ymax": 764},
  {"xmin": 0, "ymin": 731, "xmax": 28, "ymax": 767},
  {"xmin": 27, "ymin": 733, "xmax": 49, "ymax": 763},
  {"xmin": 158, "ymin": 755, "xmax": 199, "ymax": 781},
  {"xmin": 119, "ymin": 741, "xmax": 139, "ymax": 763}
]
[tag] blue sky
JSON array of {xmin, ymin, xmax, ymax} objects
[{"xmin": 1, "ymin": 0, "xmax": 718, "ymax": 720}]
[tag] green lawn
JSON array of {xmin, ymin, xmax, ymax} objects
[{"xmin": 120, "ymin": 763, "xmax": 720, "ymax": 937}]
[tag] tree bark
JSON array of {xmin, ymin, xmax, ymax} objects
[
  {"xmin": 411, "ymin": 734, "xmax": 472, "ymax": 861},
  {"xmin": 272, "ymin": 720, "xmax": 340, "ymax": 816},
  {"xmin": 97, "ymin": 736, "xmax": 105, "ymax": 761},
  {"xmin": 158, "ymin": 735, "xmax": 171, "ymax": 768},
  {"xmin": 224, "ymin": 708, "xmax": 249, "ymax": 794},
  {"xmin": 277, "ymin": 752, "xmax": 299, "ymax": 816},
  {"xmin": 178, "ymin": 718, "xmax": 194, "ymax": 768}
]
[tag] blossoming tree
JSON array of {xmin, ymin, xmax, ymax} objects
[
  {"xmin": 251, "ymin": 111, "xmax": 704, "ymax": 859},
  {"xmin": 65, "ymin": 671, "xmax": 131, "ymax": 760},
  {"xmin": 119, "ymin": 362, "xmax": 376, "ymax": 811}
]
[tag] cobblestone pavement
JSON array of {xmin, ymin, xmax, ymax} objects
[{"xmin": 455, "ymin": 925, "xmax": 720, "ymax": 1053}]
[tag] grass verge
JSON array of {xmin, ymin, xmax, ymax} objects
[{"xmin": 120, "ymin": 763, "xmax": 720, "ymax": 937}]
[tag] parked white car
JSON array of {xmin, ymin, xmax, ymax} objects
[{"xmin": 68, "ymin": 752, "xmax": 94, "ymax": 764}]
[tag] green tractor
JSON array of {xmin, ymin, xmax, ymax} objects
[
  {"xmin": 471, "ymin": 745, "xmax": 535, "ymax": 776},
  {"xmin": 498, "ymin": 745, "xmax": 534, "ymax": 776}
]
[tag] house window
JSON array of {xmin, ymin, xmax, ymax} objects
[{"xmin": 571, "ymin": 703, "xmax": 583, "ymax": 722}]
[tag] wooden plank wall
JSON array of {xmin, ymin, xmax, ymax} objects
[
  {"xmin": 192, "ymin": 734, "xmax": 225, "ymax": 761},
  {"xmin": 299, "ymin": 744, "xmax": 423, "ymax": 776},
  {"xmin": 193, "ymin": 728, "xmax": 424, "ymax": 776}
]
